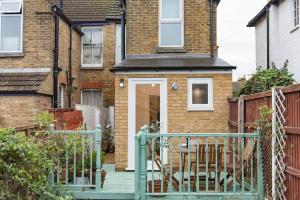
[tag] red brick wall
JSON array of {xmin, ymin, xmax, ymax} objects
[{"xmin": 49, "ymin": 108, "xmax": 83, "ymax": 130}]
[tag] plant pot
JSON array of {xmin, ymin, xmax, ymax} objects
[
  {"xmin": 59, "ymin": 166, "xmax": 74, "ymax": 183},
  {"xmin": 75, "ymin": 177, "xmax": 89, "ymax": 185},
  {"xmin": 102, "ymin": 139, "xmax": 109, "ymax": 152},
  {"xmin": 90, "ymin": 169, "xmax": 106, "ymax": 188},
  {"xmin": 147, "ymin": 180, "xmax": 168, "ymax": 193}
]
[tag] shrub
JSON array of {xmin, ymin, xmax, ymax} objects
[
  {"xmin": 0, "ymin": 128, "xmax": 51, "ymax": 199},
  {"xmin": 239, "ymin": 61, "xmax": 295, "ymax": 95},
  {"xmin": 0, "ymin": 128, "xmax": 69, "ymax": 200}
]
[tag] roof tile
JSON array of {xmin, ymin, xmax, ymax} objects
[{"xmin": 0, "ymin": 72, "xmax": 49, "ymax": 93}]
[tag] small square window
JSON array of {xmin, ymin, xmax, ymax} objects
[{"xmin": 188, "ymin": 78, "xmax": 213, "ymax": 111}]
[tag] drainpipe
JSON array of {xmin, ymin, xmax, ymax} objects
[
  {"xmin": 119, "ymin": 0, "xmax": 126, "ymax": 60},
  {"xmin": 59, "ymin": 0, "xmax": 64, "ymax": 11},
  {"xmin": 266, "ymin": 6, "xmax": 270, "ymax": 69},
  {"xmin": 209, "ymin": 0, "xmax": 215, "ymax": 57},
  {"xmin": 68, "ymin": 25, "xmax": 73, "ymax": 108},
  {"xmin": 53, "ymin": 9, "xmax": 60, "ymax": 108}
]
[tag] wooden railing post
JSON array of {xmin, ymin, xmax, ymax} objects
[
  {"xmin": 238, "ymin": 95, "xmax": 245, "ymax": 133},
  {"xmin": 95, "ymin": 125, "xmax": 102, "ymax": 191},
  {"xmin": 256, "ymin": 129, "xmax": 264, "ymax": 200},
  {"xmin": 135, "ymin": 133, "xmax": 140, "ymax": 199},
  {"xmin": 139, "ymin": 126, "xmax": 147, "ymax": 200},
  {"xmin": 48, "ymin": 168, "xmax": 54, "ymax": 187}
]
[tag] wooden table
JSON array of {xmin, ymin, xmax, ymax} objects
[{"xmin": 179, "ymin": 143, "xmax": 228, "ymax": 190}]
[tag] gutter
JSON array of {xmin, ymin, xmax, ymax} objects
[
  {"xmin": 51, "ymin": 6, "xmax": 84, "ymax": 35},
  {"xmin": 266, "ymin": 6, "xmax": 270, "ymax": 69},
  {"xmin": 110, "ymin": 66, "xmax": 236, "ymax": 72},
  {"xmin": 209, "ymin": 0, "xmax": 215, "ymax": 57},
  {"xmin": 52, "ymin": 6, "xmax": 60, "ymax": 108},
  {"xmin": 119, "ymin": 0, "xmax": 126, "ymax": 60},
  {"xmin": 68, "ymin": 24, "xmax": 73, "ymax": 107}
]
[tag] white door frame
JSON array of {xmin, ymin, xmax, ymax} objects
[{"xmin": 127, "ymin": 78, "xmax": 168, "ymax": 170}]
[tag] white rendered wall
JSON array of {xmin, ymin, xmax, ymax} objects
[{"xmin": 255, "ymin": 1, "xmax": 300, "ymax": 82}]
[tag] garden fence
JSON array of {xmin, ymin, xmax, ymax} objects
[{"xmin": 228, "ymin": 84, "xmax": 300, "ymax": 199}]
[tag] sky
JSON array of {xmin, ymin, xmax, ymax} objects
[{"xmin": 217, "ymin": 0, "xmax": 268, "ymax": 81}]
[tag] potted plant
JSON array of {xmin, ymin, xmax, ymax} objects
[
  {"xmin": 76, "ymin": 150, "xmax": 106, "ymax": 188},
  {"xmin": 102, "ymin": 124, "xmax": 113, "ymax": 152}
]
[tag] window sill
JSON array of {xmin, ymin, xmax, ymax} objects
[
  {"xmin": 0, "ymin": 52, "xmax": 24, "ymax": 58},
  {"xmin": 80, "ymin": 67, "xmax": 104, "ymax": 70},
  {"xmin": 290, "ymin": 25, "xmax": 299, "ymax": 33},
  {"xmin": 187, "ymin": 106, "xmax": 214, "ymax": 112},
  {"xmin": 155, "ymin": 47, "xmax": 186, "ymax": 53}
]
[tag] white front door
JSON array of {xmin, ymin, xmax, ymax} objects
[{"xmin": 127, "ymin": 78, "xmax": 168, "ymax": 170}]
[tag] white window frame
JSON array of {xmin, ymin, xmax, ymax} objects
[
  {"xmin": 115, "ymin": 24, "xmax": 121, "ymax": 64},
  {"xmin": 187, "ymin": 78, "xmax": 213, "ymax": 111},
  {"xmin": 294, "ymin": 0, "xmax": 299, "ymax": 27},
  {"xmin": 80, "ymin": 89, "xmax": 103, "ymax": 107},
  {"xmin": 0, "ymin": 0, "xmax": 23, "ymax": 53},
  {"xmin": 81, "ymin": 26, "xmax": 103, "ymax": 68},
  {"xmin": 159, "ymin": 0, "xmax": 184, "ymax": 48}
]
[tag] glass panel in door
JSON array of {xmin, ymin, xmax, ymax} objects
[{"xmin": 135, "ymin": 83, "xmax": 161, "ymax": 159}]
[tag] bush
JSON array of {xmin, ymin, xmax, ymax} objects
[
  {"xmin": 239, "ymin": 61, "xmax": 295, "ymax": 95},
  {"xmin": 0, "ymin": 128, "xmax": 68, "ymax": 200}
]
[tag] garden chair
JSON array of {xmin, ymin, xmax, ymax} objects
[
  {"xmin": 147, "ymin": 143, "xmax": 180, "ymax": 191},
  {"xmin": 191, "ymin": 143, "xmax": 224, "ymax": 191},
  {"xmin": 219, "ymin": 139, "xmax": 257, "ymax": 190}
]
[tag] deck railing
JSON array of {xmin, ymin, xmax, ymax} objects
[
  {"xmin": 135, "ymin": 126, "xmax": 264, "ymax": 200},
  {"xmin": 48, "ymin": 126, "xmax": 103, "ymax": 191}
]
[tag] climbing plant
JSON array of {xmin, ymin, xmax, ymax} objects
[{"xmin": 239, "ymin": 61, "xmax": 295, "ymax": 95}]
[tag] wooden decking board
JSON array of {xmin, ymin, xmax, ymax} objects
[{"xmin": 64, "ymin": 164, "xmax": 258, "ymax": 199}]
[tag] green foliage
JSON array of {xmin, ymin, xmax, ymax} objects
[
  {"xmin": 0, "ymin": 128, "xmax": 59, "ymax": 200},
  {"xmin": 256, "ymin": 106, "xmax": 272, "ymax": 138},
  {"xmin": 36, "ymin": 111, "xmax": 55, "ymax": 129},
  {"xmin": 239, "ymin": 61, "xmax": 295, "ymax": 95}
]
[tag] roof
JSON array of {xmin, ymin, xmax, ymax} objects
[
  {"xmin": 111, "ymin": 54, "xmax": 236, "ymax": 72},
  {"xmin": 0, "ymin": 68, "xmax": 50, "ymax": 94},
  {"xmin": 247, "ymin": 0, "xmax": 279, "ymax": 27},
  {"xmin": 48, "ymin": 0, "xmax": 121, "ymax": 22}
]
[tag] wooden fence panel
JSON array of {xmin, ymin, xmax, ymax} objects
[
  {"xmin": 228, "ymin": 84, "xmax": 300, "ymax": 199},
  {"xmin": 228, "ymin": 98, "xmax": 238, "ymax": 133}
]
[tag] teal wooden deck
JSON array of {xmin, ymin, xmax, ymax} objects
[
  {"xmin": 49, "ymin": 128, "xmax": 264, "ymax": 200},
  {"xmin": 59, "ymin": 164, "xmax": 257, "ymax": 200}
]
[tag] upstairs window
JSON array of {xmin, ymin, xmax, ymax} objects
[
  {"xmin": 0, "ymin": 0, "xmax": 23, "ymax": 52},
  {"xmin": 294, "ymin": 0, "xmax": 299, "ymax": 27},
  {"xmin": 81, "ymin": 27, "xmax": 103, "ymax": 67},
  {"xmin": 159, "ymin": 0, "xmax": 183, "ymax": 47}
]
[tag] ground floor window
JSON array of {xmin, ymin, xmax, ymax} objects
[
  {"xmin": 58, "ymin": 84, "xmax": 65, "ymax": 108},
  {"xmin": 81, "ymin": 89, "xmax": 102, "ymax": 107},
  {"xmin": 187, "ymin": 78, "xmax": 213, "ymax": 111}
]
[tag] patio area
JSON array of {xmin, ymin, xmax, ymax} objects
[
  {"xmin": 63, "ymin": 164, "xmax": 257, "ymax": 200},
  {"xmin": 49, "ymin": 128, "xmax": 264, "ymax": 200}
]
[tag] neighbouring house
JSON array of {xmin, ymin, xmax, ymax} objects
[
  {"xmin": 248, "ymin": 0, "xmax": 300, "ymax": 82},
  {"xmin": 112, "ymin": 0, "xmax": 236, "ymax": 170},
  {"xmin": 50, "ymin": 0, "xmax": 121, "ymax": 107},
  {"xmin": 0, "ymin": 0, "xmax": 82, "ymax": 127},
  {"xmin": 0, "ymin": 0, "xmax": 120, "ymax": 128}
]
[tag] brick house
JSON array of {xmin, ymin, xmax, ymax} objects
[
  {"xmin": 0, "ymin": 0, "xmax": 120, "ymax": 128},
  {"xmin": 112, "ymin": 0, "xmax": 236, "ymax": 170}
]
